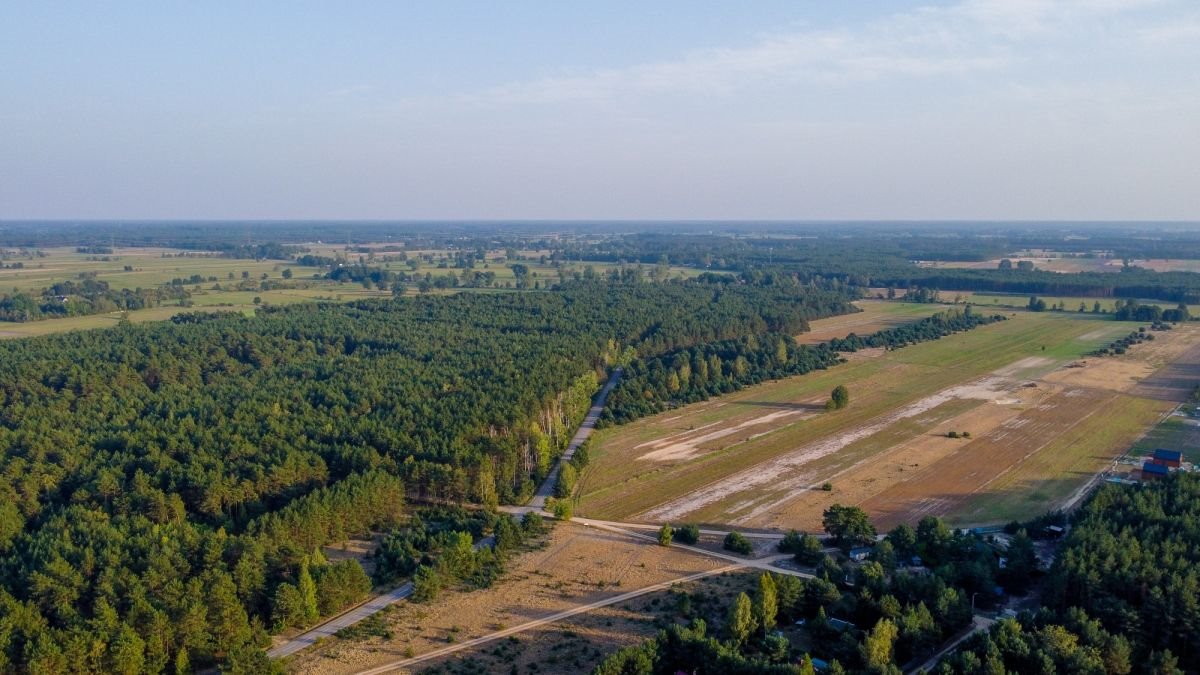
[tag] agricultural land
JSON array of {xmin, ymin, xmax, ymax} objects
[{"xmin": 578, "ymin": 304, "xmax": 1200, "ymax": 529}]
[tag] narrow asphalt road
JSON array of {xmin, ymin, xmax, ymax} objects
[{"xmin": 527, "ymin": 367, "xmax": 622, "ymax": 510}]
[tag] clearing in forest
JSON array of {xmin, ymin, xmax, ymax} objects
[
  {"xmin": 578, "ymin": 312, "xmax": 1200, "ymax": 529},
  {"xmin": 793, "ymin": 300, "xmax": 946, "ymax": 344},
  {"xmin": 283, "ymin": 523, "xmax": 750, "ymax": 675}
]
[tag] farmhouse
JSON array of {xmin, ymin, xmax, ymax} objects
[
  {"xmin": 1151, "ymin": 449, "xmax": 1182, "ymax": 468},
  {"xmin": 1141, "ymin": 461, "xmax": 1170, "ymax": 481}
]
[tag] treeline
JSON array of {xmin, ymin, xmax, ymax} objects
[
  {"xmin": 602, "ymin": 309, "xmax": 1003, "ymax": 425},
  {"xmin": 562, "ymin": 231, "xmax": 1200, "ymax": 304},
  {"xmin": 939, "ymin": 474, "xmax": 1200, "ymax": 673},
  {"xmin": 825, "ymin": 307, "xmax": 1005, "ymax": 353},
  {"xmin": 0, "ymin": 278, "xmax": 190, "ymax": 322},
  {"xmin": 0, "ymin": 279, "xmax": 853, "ymax": 669}
]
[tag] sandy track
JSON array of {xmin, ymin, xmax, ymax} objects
[{"xmin": 637, "ymin": 366, "xmax": 1024, "ymax": 524}]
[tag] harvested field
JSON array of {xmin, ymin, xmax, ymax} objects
[
  {"xmin": 284, "ymin": 523, "xmax": 742, "ymax": 675},
  {"xmin": 579, "ymin": 312, "xmax": 1200, "ymax": 529},
  {"xmin": 794, "ymin": 300, "xmax": 945, "ymax": 344}
]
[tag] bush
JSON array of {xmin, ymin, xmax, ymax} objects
[
  {"xmin": 674, "ymin": 523, "xmax": 700, "ymax": 545},
  {"xmin": 723, "ymin": 532, "xmax": 753, "ymax": 555},
  {"xmin": 551, "ymin": 500, "xmax": 573, "ymax": 521},
  {"xmin": 658, "ymin": 524, "xmax": 673, "ymax": 547}
]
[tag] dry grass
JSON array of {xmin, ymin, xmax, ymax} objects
[
  {"xmin": 578, "ymin": 312, "xmax": 1199, "ymax": 529},
  {"xmin": 284, "ymin": 523, "xmax": 747, "ymax": 675}
]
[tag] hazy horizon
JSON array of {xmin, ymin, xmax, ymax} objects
[{"xmin": 3, "ymin": 1, "xmax": 1198, "ymax": 221}]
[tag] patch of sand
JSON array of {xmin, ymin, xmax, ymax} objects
[
  {"xmin": 734, "ymin": 384, "xmax": 1047, "ymax": 529},
  {"xmin": 286, "ymin": 523, "xmax": 730, "ymax": 675},
  {"xmin": 638, "ymin": 361, "xmax": 1032, "ymax": 523},
  {"xmin": 636, "ymin": 408, "xmax": 814, "ymax": 462}
]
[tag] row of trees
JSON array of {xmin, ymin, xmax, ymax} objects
[{"xmin": 0, "ymin": 278, "xmax": 190, "ymax": 322}]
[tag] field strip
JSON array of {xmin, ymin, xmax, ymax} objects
[
  {"xmin": 352, "ymin": 564, "xmax": 744, "ymax": 674},
  {"xmin": 636, "ymin": 364, "xmax": 1028, "ymax": 523}
]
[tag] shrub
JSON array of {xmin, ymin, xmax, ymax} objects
[
  {"xmin": 723, "ymin": 532, "xmax": 753, "ymax": 555},
  {"xmin": 674, "ymin": 523, "xmax": 700, "ymax": 545}
]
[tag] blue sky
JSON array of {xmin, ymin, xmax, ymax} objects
[{"xmin": 1, "ymin": 1, "xmax": 1197, "ymax": 220}]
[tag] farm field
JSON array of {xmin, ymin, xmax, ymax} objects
[
  {"xmin": 577, "ymin": 311, "xmax": 1200, "ymax": 530},
  {"xmin": 284, "ymin": 522, "xmax": 752, "ymax": 675},
  {"xmin": 917, "ymin": 256, "xmax": 1200, "ymax": 274},
  {"xmin": 1, "ymin": 244, "xmax": 699, "ymax": 339},
  {"xmin": 794, "ymin": 300, "xmax": 946, "ymax": 344},
  {"xmin": 964, "ymin": 292, "xmax": 1200, "ymax": 314}
]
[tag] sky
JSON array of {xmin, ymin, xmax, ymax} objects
[{"xmin": 1, "ymin": 0, "xmax": 1198, "ymax": 221}]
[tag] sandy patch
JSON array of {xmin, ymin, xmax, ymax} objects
[
  {"xmin": 285, "ymin": 523, "xmax": 731, "ymax": 675},
  {"xmin": 636, "ymin": 408, "xmax": 813, "ymax": 462},
  {"xmin": 733, "ymin": 385, "xmax": 1046, "ymax": 529},
  {"xmin": 993, "ymin": 356, "xmax": 1053, "ymax": 377},
  {"xmin": 637, "ymin": 361, "xmax": 1031, "ymax": 523}
]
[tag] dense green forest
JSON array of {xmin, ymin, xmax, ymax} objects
[
  {"xmin": 602, "ymin": 308, "xmax": 1003, "ymax": 425},
  {"xmin": 937, "ymin": 474, "xmax": 1200, "ymax": 674},
  {"xmin": 0, "ymin": 279, "xmax": 852, "ymax": 671}
]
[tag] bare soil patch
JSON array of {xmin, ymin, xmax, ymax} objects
[{"xmin": 285, "ymin": 523, "xmax": 730, "ymax": 674}]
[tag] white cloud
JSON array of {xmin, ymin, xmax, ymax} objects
[{"xmin": 454, "ymin": 0, "xmax": 1171, "ymax": 107}]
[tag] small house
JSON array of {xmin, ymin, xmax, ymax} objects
[
  {"xmin": 1044, "ymin": 525, "xmax": 1065, "ymax": 538},
  {"xmin": 811, "ymin": 658, "xmax": 830, "ymax": 672},
  {"xmin": 848, "ymin": 547, "xmax": 872, "ymax": 562},
  {"xmin": 1142, "ymin": 461, "xmax": 1170, "ymax": 481},
  {"xmin": 1151, "ymin": 449, "xmax": 1182, "ymax": 468}
]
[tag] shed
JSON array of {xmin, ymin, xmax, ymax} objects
[
  {"xmin": 1142, "ymin": 461, "xmax": 1170, "ymax": 480},
  {"xmin": 1152, "ymin": 449, "xmax": 1183, "ymax": 468},
  {"xmin": 848, "ymin": 547, "xmax": 872, "ymax": 562}
]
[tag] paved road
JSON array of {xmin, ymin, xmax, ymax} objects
[
  {"xmin": 528, "ymin": 368, "xmax": 622, "ymax": 510},
  {"xmin": 354, "ymin": 564, "xmax": 743, "ymax": 675}
]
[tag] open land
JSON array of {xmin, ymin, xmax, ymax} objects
[
  {"xmin": 794, "ymin": 300, "xmax": 946, "ymax": 344},
  {"xmin": 1, "ymin": 245, "xmax": 697, "ymax": 339},
  {"xmin": 917, "ymin": 255, "xmax": 1200, "ymax": 274},
  {"xmin": 578, "ymin": 307, "xmax": 1200, "ymax": 530},
  {"xmin": 284, "ymin": 523, "xmax": 757, "ymax": 675}
]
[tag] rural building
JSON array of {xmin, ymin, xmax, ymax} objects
[
  {"xmin": 848, "ymin": 547, "xmax": 872, "ymax": 562},
  {"xmin": 1151, "ymin": 449, "xmax": 1182, "ymax": 468},
  {"xmin": 1141, "ymin": 461, "xmax": 1170, "ymax": 481}
]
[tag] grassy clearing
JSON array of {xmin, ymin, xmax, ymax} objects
[
  {"xmin": 795, "ymin": 300, "xmax": 946, "ymax": 343},
  {"xmin": 951, "ymin": 393, "xmax": 1169, "ymax": 524},
  {"xmin": 577, "ymin": 312, "xmax": 1146, "ymax": 524}
]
